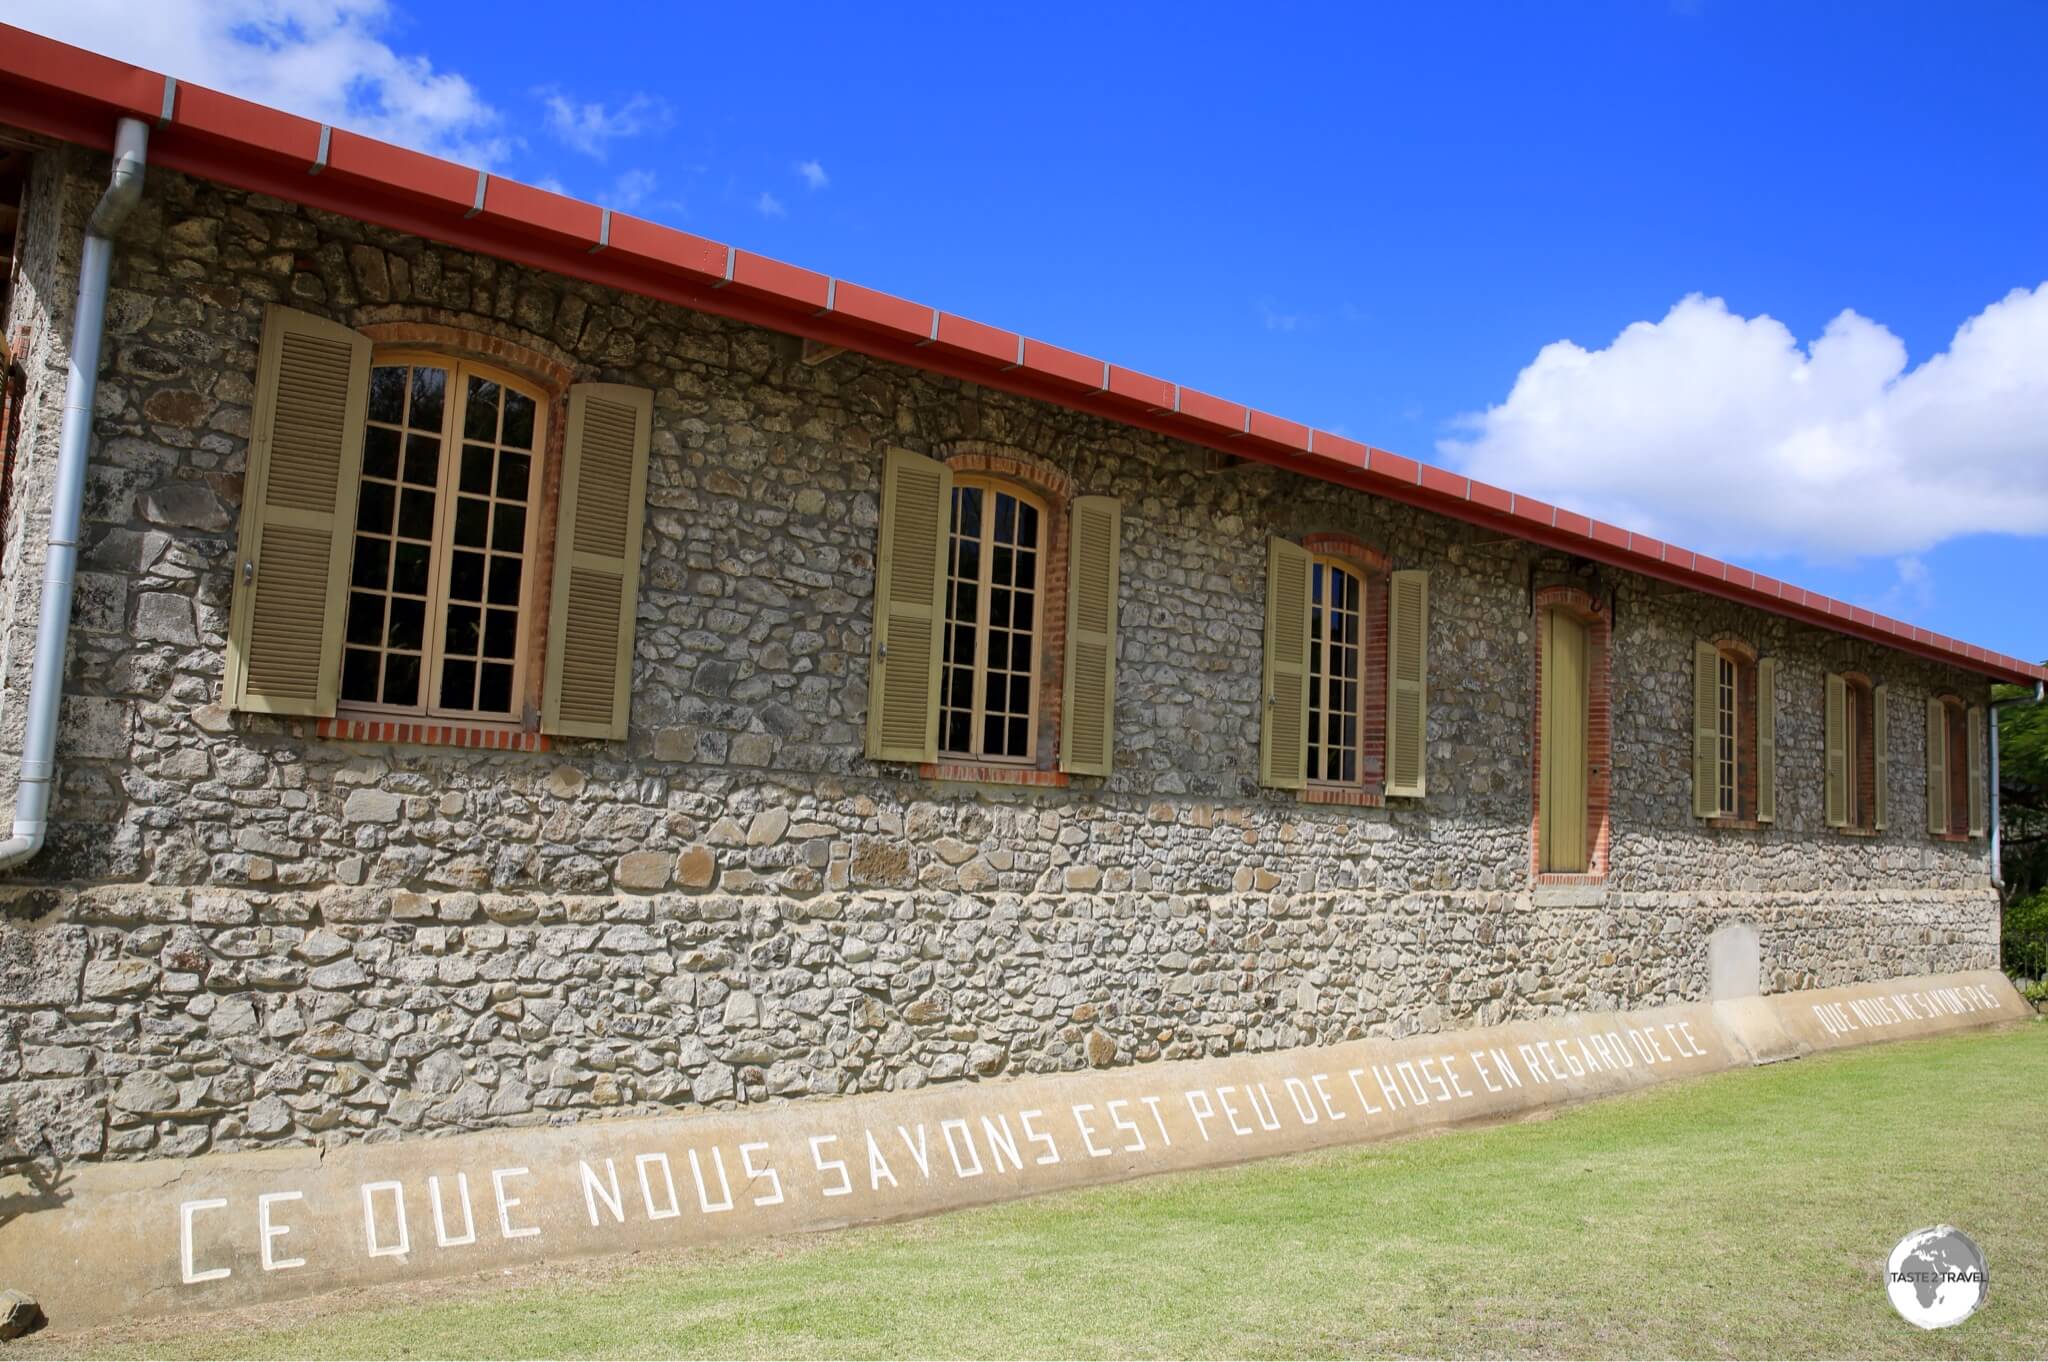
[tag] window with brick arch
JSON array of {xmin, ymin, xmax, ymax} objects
[
  {"xmin": 1943, "ymin": 697, "xmax": 1969, "ymax": 836},
  {"xmin": 939, "ymin": 477, "xmax": 1045, "ymax": 762},
  {"xmin": 339, "ymin": 353, "xmax": 545, "ymax": 721},
  {"xmin": 1308, "ymin": 555, "xmax": 1368, "ymax": 786},
  {"xmin": 1844, "ymin": 676, "xmax": 1877, "ymax": 830},
  {"xmin": 1708, "ymin": 644, "xmax": 1759, "ymax": 819}
]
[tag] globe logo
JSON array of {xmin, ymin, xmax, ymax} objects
[{"xmin": 1885, "ymin": 1225, "xmax": 1988, "ymax": 1329}]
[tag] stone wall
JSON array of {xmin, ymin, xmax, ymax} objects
[{"xmin": 0, "ymin": 141, "xmax": 1999, "ymax": 1167}]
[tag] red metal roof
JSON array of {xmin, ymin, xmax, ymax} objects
[{"xmin": 1, "ymin": 24, "xmax": 2040, "ymax": 686}]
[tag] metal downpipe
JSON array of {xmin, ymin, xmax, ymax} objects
[{"xmin": 0, "ymin": 117, "xmax": 148, "ymax": 872}]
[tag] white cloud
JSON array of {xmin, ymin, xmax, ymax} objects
[
  {"xmin": 1880, "ymin": 555, "xmax": 1935, "ymax": 616},
  {"xmin": 541, "ymin": 90, "xmax": 669, "ymax": 160},
  {"xmin": 1256, "ymin": 298, "xmax": 1302, "ymax": 332},
  {"xmin": 756, "ymin": 191, "xmax": 786, "ymax": 219},
  {"xmin": 794, "ymin": 159, "xmax": 829, "ymax": 190},
  {"xmin": 11, "ymin": 0, "xmax": 509, "ymax": 163},
  {"xmin": 610, "ymin": 169, "xmax": 657, "ymax": 212},
  {"xmin": 1438, "ymin": 286, "xmax": 2048, "ymax": 560}
]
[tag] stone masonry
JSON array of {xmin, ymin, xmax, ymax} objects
[{"xmin": 0, "ymin": 140, "xmax": 1999, "ymax": 1167}]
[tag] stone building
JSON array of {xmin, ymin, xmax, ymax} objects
[{"xmin": 0, "ymin": 29, "xmax": 2038, "ymax": 1171}]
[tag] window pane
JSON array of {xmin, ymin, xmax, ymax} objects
[
  {"xmin": 409, "ymin": 366, "xmax": 446, "ymax": 433},
  {"xmin": 464, "ymin": 377, "xmax": 500, "ymax": 441},
  {"xmin": 983, "ymin": 712, "xmax": 1004, "ymax": 754},
  {"xmin": 402, "ymin": 433, "xmax": 439, "ymax": 487},
  {"xmin": 1014, "ymin": 549, "xmax": 1036, "ymax": 592},
  {"xmin": 492, "ymin": 502, "xmax": 526, "ymax": 552},
  {"xmin": 351, "ymin": 538, "xmax": 388, "ymax": 590},
  {"xmin": 387, "ymin": 596, "xmax": 425, "ymax": 652},
  {"xmin": 454, "ymin": 497, "xmax": 488, "ymax": 548},
  {"xmin": 955, "ymin": 537, "xmax": 979, "ymax": 583},
  {"xmin": 1009, "ymin": 673, "xmax": 1031, "ymax": 714},
  {"xmin": 449, "ymin": 551, "xmax": 484, "ymax": 602},
  {"xmin": 445, "ymin": 604, "xmax": 481, "ymax": 657},
  {"xmin": 460, "ymin": 443, "xmax": 494, "ymax": 494},
  {"xmin": 483, "ymin": 609, "xmax": 517, "ymax": 659},
  {"xmin": 944, "ymin": 707, "xmax": 971, "ymax": 754},
  {"xmin": 994, "ymin": 494, "xmax": 1016, "ymax": 543},
  {"xmin": 1016, "ymin": 501, "xmax": 1038, "ymax": 546},
  {"xmin": 992, "ymin": 545, "xmax": 1013, "ymax": 587},
  {"xmin": 356, "ymin": 481, "xmax": 394, "ymax": 535},
  {"xmin": 384, "ymin": 652, "xmax": 421, "ymax": 708},
  {"xmin": 341, "ymin": 648, "xmax": 379, "ymax": 702},
  {"xmin": 477, "ymin": 662, "xmax": 514, "ymax": 714},
  {"xmin": 497, "ymin": 451, "xmax": 531, "ymax": 501},
  {"xmin": 989, "ymin": 588, "xmax": 1010, "ymax": 629},
  {"xmin": 487, "ymin": 555, "xmax": 522, "ymax": 606},
  {"xmin": 955, "ymin": 486, "xmax": 982, "ymax": 539},
  {"xmin": 362, "ymin": 425, "xmax": 400, "ymax": 480},
  {"xmin": 346, "ymin": 593, "xmax": 384, "ymax": 646},
  {"xmin": 502, "ymin": 391, "xmax": 535, "ymax": 450},
  {"xmin": 367, "ymin": 366, "xmax": 406, "ymax": 424},
  {"xmin": 1008, "ymin": 716, "xmax": 1027, "ymax": 756},
  {"xmin": 392, "ymin": 542, "xmax": 431, "ymax": 596},
  {"xmin": 397, "ymin": 487, "xmax": 437, "ymax": 540},
  {"xmin": 439, "ymin": 658, "xmax": 476, "ymax": 711}
]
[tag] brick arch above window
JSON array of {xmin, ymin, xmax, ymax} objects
[
  {"xmin": 1300, "ymin": 532, "xmax": 1392, "ymax": 578},
  {"xmin": 1708, "ymin": 633, "xmax": 1759, "ymax": 664},
  {"xmin": 1703, "ymin": 634, "xmax": 1762, "ymax": 826},
  {"xmin": 354, "ymin": 319, "xmax": 576, "ymax": 397},
  {"xmin": 938, "ymin": 443, "xmax": 1079, "ymax": 503},
  {"xmin": 1287, "ymin": 531, "xmax": 1393, "ymax": 805}
]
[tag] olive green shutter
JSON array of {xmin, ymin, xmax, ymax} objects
[
  {"xmin": 1060, "ymin": 495, "xmax": 1121, "ymax": 777},
  {"xmin": 1756, "ymin": 657, "xmax": 1777, "ymax": 823},
  {"xmin": 865, "ymin": 448, "xmax": 951, "ymax": 762},
  {"xmin": 541, "ymin": 383, "xmax": 653, "ymax": 741},
  {"xmin": 1692, "ymin": 641, "xmax": 1720, "ymax": 819},
  {"xmin": 1926, "ymin": 697, "xmax": 1948, "ymax": 835},
  {"xmin": 1872, "ymin": 683, "xmax": 1889, "ymax": 832},
  {"xmin": 1824, "ymin": 671, "xmax": 1847, "ymax": 828},
  {"xmin": 1259, "ymin": 537, "xmax": 1311, "ymax": 789},
  {"xmin": 224, "ymin": 305, "xmax": 371, "ymax": 716},
  {"xmin": 1967, "ymin": 705, "xmax": 1986, "ymax": 837},
  {"xmin": 1386, "ymin": 569, "xmax": 1430, "ymax": 798}
]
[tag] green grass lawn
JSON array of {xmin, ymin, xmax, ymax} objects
[{"xmin": 23, "ymin": 1021, "xmax": 2047, "ymax": 1360}]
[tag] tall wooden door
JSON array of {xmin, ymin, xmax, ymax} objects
[{"xmin": 1541, "ymin": 608, "xmax": 1590, "ymax": 873}]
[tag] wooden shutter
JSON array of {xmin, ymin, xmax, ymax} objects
[
  {"xmin": 1692, "ymin": 641, "xmax": 1720, "ymax": 819},
  {"xmin": 1926, "ymin": 697, "xmax": 1948, "ymax": 835},
  {"xmin": 1386, "ymin": 569, "xmax": 1430, "ymax": 798},
  {"xmin": 865, "ymin": 448, "xmax": 951, "ymax": 762},
  {"xmin": 1824, "ymin": 671, "xmax": 1847, "ymax": 828},
  {"xmin": 1756, "ymin": 657, "xmax": 1777, "ymax": 823},
  {"xmin": 1967, "ymin": 704, "xmax": 1986, "ymax": 837},
  {"xmin": 1259, "ymin": 538, "xmax": 1311, "ymax": 789},
  {"xmin": 224, "ymin": 305, "xmax": 371, "ymax": 715},
  {"xmin": 1060, "ymin": 495, "xmax": 1121, "ymax": 777},
  {"xmin": 541, "ymin": 383, "xmax": 652, "ymax": 741},
  {"xmin": 1872, "ymin": 683, "xmax": 1889, "ymax": 832}
]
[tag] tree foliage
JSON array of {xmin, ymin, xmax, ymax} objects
[{"xmin": 1995, "ymin": 681, "xmax": 2048, "ymax": 906}]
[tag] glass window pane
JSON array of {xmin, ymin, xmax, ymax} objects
[
  {"xmin": 1009, "ymin": 673, "xmax": 1031, "ymax": 714},
  {"xmin": 944, "ymin": 708, "xmax": 970, "ymax": 754},
  {"xmin": 492, "ymin": 502, "xmax": 526, "ymax": 552},
  {"xmin": 464, "ymin": 377, "xmax": 500, "ymax": 441},
  {"xmin": 502, "ymin": 391, "xmax": 535, "ymax": 450},
  {"xmin": 392, "ymin": 542, "xmax": 431, "ymax": 596},
  {"xmin": 1011, "ymin": 593, "xmax": 1032, "ymax": 631},
  {"xmin": 487, "ymin": 555, "xmax": 522, "ymax": 606},
  {"xmin": 955, "ymin": 537, "xmax": 979, "ymax": 584},
  {"xmin": 1016, "ymin": 501, "xmax": 1038, "ymax": 546},
  {"xmin": 994, "ymin": 494, "xmax": 1016, "ymax": 543},
  {"xmin": 990, "ymin": 588, "xmax": 1010, "ymax": 629},
  {"xmin": 1008, "ymin": 716, "xmax": 1027, "ymax": 756},
  {"xmin": 954, "ymin": 486, "xmax": 982, "ymax": 540},
  {"xmin": 454, "ymin": 497, "xmax": 488, "ymax": 548},
  {"xmin": 477, "ymin": 663, "xmax": 514, "ymax": 714},
  {"xmin": 438, "ymin": 658, "xmax": 475, "ymax": 711},
  {"xmin": 362, "ymin": 425, "xmax": 400, "ymax": 480},
  {"xmin": 345, "ymin": 593, "xmax": 384, "ymax": 646},
  {"xmin": 403, "ymin": 434, "xmax": 439, "ymax": 488},
  {"xmin": 992, "ymin": 545, "xmax": 1012, "ymax": 587},
  {"xmin": 367, "ymin": 367, "xmax": 406, "ymax": 424},
  {"xmin": 444, "ymin": 604, "xmax": 481, "ymax": 658},
  {"xmin": 387, "ymin": 596, "xmax": 425, "ymax": 652},
  {"xmin": 983, "ymin": 712, "xmax": 1004, "ymax": 754},
  {"xmin": 449, "ymin": 551, "xmax": 485, "ymax": 602},
  {"xmin": 351, "ymin": 538, "xmax": 388, "ymax": 590},
  {"xmin": 356, "ymin": 481, "xmax": 394, "ymax": 535},
  {"xmin": 384, "ymin": 652, "xmax": 421, "ymax": 708},
  {"xmin": 497, "ymin": 450, "xmax": 532, "ymax": 502},
  {"xmin": 341, "ymin": 649, "xmax": 380, "ymax": 702},
  {"xmin": 483, "ymin": 609, "xmax": 517, "ymax": 659},
  {"xmin": 460, "ymin": 444, "xmax": 494, "ymax": 494},
  {"xmin": 1014, "ymin": 549, "xmax": 1036, "ymax": 592},
  {"xmin": 409, "ymin": 366, "xmax": 446, "ymax": 433},
  {"xmin": 398, "ymin": 487, "xmax": 437, "ymax": 541}
]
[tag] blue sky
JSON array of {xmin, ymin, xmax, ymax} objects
[{"xmin": 21, "ymin": 1, "xmax": 2048, "ymax": 659}]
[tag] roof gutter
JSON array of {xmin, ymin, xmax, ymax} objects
[
  {"xmin": 0, "ymin": 116, "xmax": 147, "ymax": 872},
  {"xmin": 1989, "ymin": 678, "xmax": 2045, "ymax": 893}
]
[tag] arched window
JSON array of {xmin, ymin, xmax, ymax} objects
[
  {"xmin": 1307, "ymin": 554, "xmax": 1367, "ymax": 786},
  {"xmin": 340, "ymin": 353, "xmax": 546, "ymax": 719},
  {"xmin": 1693, "ymin": 639, "xmax": 1770, "ymax": 822},
  {"xmin": 1825, "ymin": 672, "xmax": 1885, "ymax": 832},
  {"xmin": 938, "ymin": 477, "xmax": 1047, "ymax": 762}
]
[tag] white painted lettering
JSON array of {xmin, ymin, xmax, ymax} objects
[
  {"xmin": 493, "ymin": 1167, "xmax": 538, "ymax": 1239},
  {"xmin": 430, "ymin": 1174, "xmax": 476, "ymax": 1248},
  {"xmin": 739, "ymin": 1141, "xmax": 784, "ymax": 1207},
  {"xmin": 1245, "ymin": 1084, "xmax": 1283, "ymax": 1132},
  {"xmin": 864, "ymin": 1130, "xmax": 899, "ymax": 1190},
  {"xmin": 1284, "ymin": 1076, "xmax": 1319, "ymax": 1124},
  {"xmin": 580, "ymin": 1160, "xmax": 625, "ymax": 1226},
  {"xmin": 689, "ymin": 1147, "xmax": 735, "ymax": 1213},
  {"xmin": 810, "ymin": 1135, "xmax": 852, "ymax": 1197},
  {"xmin": 361, "ymin": 1180, "xmax": 409, "ymax": 1258},
  {"xmin": 981, "ymin": 1114, "xmax": 1026, "ymax": 1172},
  {"xmin": 638, "ymin": 1153, "xmax": 682, "ymax": 1220},
  {"xmin": 178, "ymin": 1198, "xmax": 230, "ymax": 1285},
  {"xmin": 941, "ymin": 1118, "xmax": 984, "ymax": 1176},
  {"xmin": 1019, "ymin": 1108, "xmax": 1062, "ymax": 1164},
  {"xmin": 1184, "ymin": 1090, "xmax": 1217, "ymax": 1141},
  {"xmin": 258, "ymin": 1191, "xmax": 304, "ymax": 1272},
  {"xmin": 1106, "ymin": 1099, "xmax": 1146, "ymax": 1152},
  {"xmin": 1140, "ymin": 1094, "xmax": 1174, "ymax": 1145},
  {"xmin": 1071, "ymin": 1105, "xmax": 1111, "ymax": 1158}
]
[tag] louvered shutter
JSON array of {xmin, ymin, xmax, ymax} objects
[
  {"xmin": 1872, "ymin": 683, "xmax": 1889, "ymax": 832},
  {"xmin": 541, "ymin": 383, "xmax": 652, "ymax": 741},
  {"xmin": 1967, "ymin": 705, "xmax": 1986, "ymax": 837},
  {"xmin": 1259, "ymin": 538, "xmax": 1311, "ymax": 789},
  {"xmin": 1926, "ymin": 697, "xmax": 1948, "ymax": 835},
  {"xmin": 1060, "ymin": 495, "xmax": 1121, "ymax": 777},
  {"xmin": 1386, "ymin": 569, "xmax": 1430, "ymax": 798},
  {"xmin": 865, "ymin": 448, "xmax": 951, "ymax": 762},
  {"xmin": 1693, "ymin": 642, "xmax": 1720, "ymax": 819},
  {"xmin": 1824, "ymin": 672, "xmax": 1847, "ymax": 828},
  {"xmin": 225, "ymin": 305, "xmax": 371, "ymax": 715},
  {"xmin": 1756, "ymin": 657, "xmax": 1777, "ymax": 823}
]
